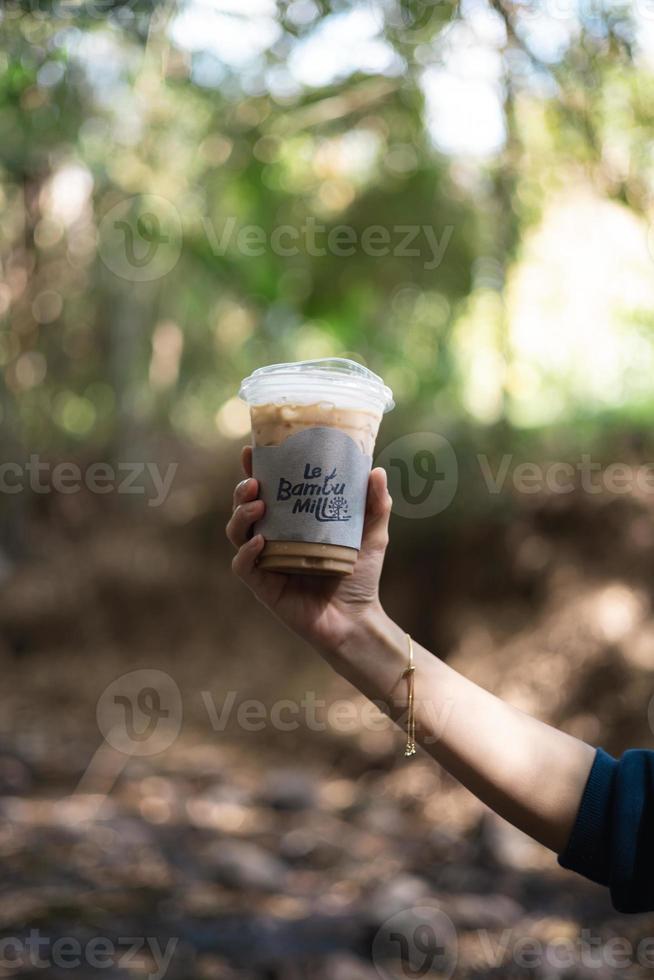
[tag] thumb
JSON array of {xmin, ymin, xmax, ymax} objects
[
  {"xmin": 360, "ymin": 467, "xmax": 392, "ymax": 555},
  {"xmin": 241, "ymin": 445, "xmax": 253, "ymax": 478}
]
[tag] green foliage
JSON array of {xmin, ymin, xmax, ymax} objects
[{"xmin": 1, "ymin": 1, "xmax": 654, "ymax": 453}]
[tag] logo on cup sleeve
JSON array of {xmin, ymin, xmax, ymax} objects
[
  {"xmin": 96, "ymin": 669, "xmax": 183, "ymax": 756},
  {"xmin": 372, "ymin": 906, "xmax": 458, "ymax": 980},
  {"xmin": 277, "ymin": 462, "xmax": 352, "ymax": 523},
  {"xmin": 375, "ymin": 432, "xmax": 458, "ymax": 518},
  {"xmin": 254, "ymin": 427, "xmax": 371, "ymax": 549},
  {"xmin": 98, "ymin": 194, "xmax": 182, "ymax": 282}
]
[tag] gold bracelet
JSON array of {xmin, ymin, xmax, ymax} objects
[{"xmin": 403, "ymin": 633, "xmax": 416, "ymax": 757}]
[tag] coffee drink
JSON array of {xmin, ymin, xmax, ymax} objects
[
  {"xmin": 239, "ymin": 359, "xmax": 394, "ymax": 576},
  {"xmin": 250, "ymin": 402, "xmax": 381, "ymax": 455}
]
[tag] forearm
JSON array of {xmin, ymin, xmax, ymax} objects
[{"xmin": 323, "ymin": 605, "xmax": 595, "ymax": 854}]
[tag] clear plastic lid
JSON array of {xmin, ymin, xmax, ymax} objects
[{"xmin": 239, "ymin": 358, "xmax": 395, "ymax": 415}]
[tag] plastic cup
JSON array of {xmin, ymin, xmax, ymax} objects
[{"xmin": 239, "ymin": 358, "xmax": 394, "ymax": 575}]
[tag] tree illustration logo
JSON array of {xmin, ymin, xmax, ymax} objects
[{"xmin": 328, "ymin": 495, "xmax": 349, "ymax": 521}]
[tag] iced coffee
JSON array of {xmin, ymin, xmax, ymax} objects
[{"xmin": 239, "ymin": 359, "xmax": 394, "ymax": 576}]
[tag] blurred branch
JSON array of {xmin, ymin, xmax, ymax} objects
[
  {"xmin": 490, "ymin": 0, "xmax": 650, "ymax": 214},
  {"xmin": 266, "ymin": 77, "xmax": 400, "ymax": 135},
  {"xmin": 487, "ymin": 0, "xmax": 550, "ymax": 74}
]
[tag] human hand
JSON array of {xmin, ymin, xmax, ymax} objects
[{"xmin": 227, "ymin": 447, "xmax": 392, "ymax": 656}]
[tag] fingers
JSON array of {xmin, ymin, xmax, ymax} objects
[
  {"xmin": 232, "ymin": 474, "xmax": 258, "ymax": 511},
  {"xmin": 228, "ymin": 452, "xmax": 262, "ymax": 550},
  {"xmin": 232, "ymin": 533, "xmax": 265, "ymax": 580},
  {"xmin": 226, "ymin": 496, "xmax": 264, "ymax": 550},
  {"xmin": 360, "ymin": 467, "xmax": 392, "ymax": 555},
  {"xmin": 231, "ymin": 449, "xmax": 277, "ymax": 599}
]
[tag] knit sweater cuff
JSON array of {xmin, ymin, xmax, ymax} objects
[{"xmin": 558, "ymin": 747, "xmax": 617, "ymax": 887}]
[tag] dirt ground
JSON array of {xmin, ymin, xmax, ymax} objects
[{"xmin": 1, "ymin": 442, "xmax": 654, "ymax": 978}]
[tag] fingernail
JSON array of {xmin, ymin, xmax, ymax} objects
[{"xmin": 236, "ymin": 478, "xmax": 251, "ymax": 492}]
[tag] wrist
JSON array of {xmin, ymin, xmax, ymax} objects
[
  {"xmin": 323, "ymin": 600, "xmax": 385, "ymax": 656},
  {"xmin": 321, "ymin": 602, "xmax": 407, "ymax": 688}
]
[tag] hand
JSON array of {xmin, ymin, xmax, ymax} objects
[{"xmin": 226, "ymin": 447, "xmax": 392, "ymax": 656}]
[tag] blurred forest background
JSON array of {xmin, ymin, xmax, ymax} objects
[{"xmin": 3, "ymin": 0, "xmax": 654, "ymax": 977}]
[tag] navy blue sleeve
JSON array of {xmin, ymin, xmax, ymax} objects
[{"xmin": 558, "ymin": 748, "xmax": 654, "ymax": 913}]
